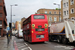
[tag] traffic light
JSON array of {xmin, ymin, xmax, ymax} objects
[{"xmin": 9, "ymin": 23, "xmax": 11, "ymax": 29}]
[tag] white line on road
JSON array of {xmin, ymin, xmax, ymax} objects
[
  {"xmin": 18, "ymin": 45, "xmax": 25, "ymax": 48},
  {"xmin": 24, "ymin": 43, "xmax": 32, "ymax": 50},
  {"xmin": 24, "ymin": 43, "xmax": 28, "ymax": 46},
  {"xmin": 21, "ymin": 47, "xmax": 32, "ymax": 50},
  {"xmin": 21, "ymin": 47, "xmax": 28, "ymax": 50},
  {"xmin": 28, "ymin": 47, "xmax": 32, "ymax": 50}
]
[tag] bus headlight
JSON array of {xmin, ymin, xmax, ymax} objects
[
  {"xmin": 32, "ymin": 24, "xmax": 35, "ymax": 29},
  {"xmin": 44, "ymin": 24, "xmax": 48, "ymax": 28}
]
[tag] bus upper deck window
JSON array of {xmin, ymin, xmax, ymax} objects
[{"xmin": 34, "ymin": 15, "xmax": 45, "ymax": 19}]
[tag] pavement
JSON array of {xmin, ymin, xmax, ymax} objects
[{"xmin": 0, "ymin": 36, "xmax": 14, "ymax": 50}]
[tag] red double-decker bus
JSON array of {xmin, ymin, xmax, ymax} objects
[{"xmin": 23, "ymin": 14, "xmax": 48, "ymax": 43}]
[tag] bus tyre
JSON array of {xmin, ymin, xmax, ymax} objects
[
  {"xmin": 62, "ymin": 38, "xmax": 68, "ymax": 44},
  {"xmin": 57, "ymin": 36, "xmax": 62, "ymax": 43}
]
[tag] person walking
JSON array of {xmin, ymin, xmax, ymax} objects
[
  {"xmin": 6, "ymin": 30, "xmax": 11, "ymax": 45},
  {"xmin": 6, "ymin": 30, "xmax": 8, "ymax": 39}
]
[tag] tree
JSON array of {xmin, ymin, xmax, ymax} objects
[{"xmin": 56, "ymin": 8, "xmax": 61, "ymax": 10}]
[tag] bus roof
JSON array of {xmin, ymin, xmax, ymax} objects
[{"xmin": 23, "ymin": 14, "xmax": 46, "ymax": 23}]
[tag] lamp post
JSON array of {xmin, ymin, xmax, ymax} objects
[
  {"xmin": 10, "ymin": 4, "xmax": 18, "ymax": 38},
  {"xmin": 53, "ymin": 3, "xmax": 61, "ymax": 22}
]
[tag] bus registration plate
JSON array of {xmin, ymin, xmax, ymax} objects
[
  {"xmin": 38, "ymin": 32, "xmax": 42, "ymax": 33},
  {"xmin": 36, "ymin": 35, "xmax": 44, "ymax": 38}
]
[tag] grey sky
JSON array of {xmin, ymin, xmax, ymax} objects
[{"xmin": 5, "ymin": 0, "xmax": 61, "ymax": 23}]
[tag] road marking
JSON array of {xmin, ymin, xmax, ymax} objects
[
  {"xmin": 14, "ymin": 41, "xmax": 32, "ymax": 50},
  {"xmin": 24, "ymin": 43, "xmax": 28, "ymax": 46},
  {"xmin": 14, "ymin": 41, "xmax": 18, "ymax": 50},
  {"xmin": 28, "ymin": 47, "xmax": 32, "ymax": 50},
  {"xmin": 55, "ymin": 45, "xmax": 74, "ymax": 50},
  {"xmin": 24, "ymin": 43, "xmax": 32, "ymax": 50},
  {"xmin": 21, "ymin": 47, "xmax": 28, "ymax": 50},
  {"xmin": 18, "ymin": 45, "xmax": 25, "ymax": 48},
  {"xmin": 21, "ymin": 47, "xmax": 32, "ymax": 50}
]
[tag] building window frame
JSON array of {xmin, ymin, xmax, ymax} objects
[
  {"xmin": 54, "ymin": 12, "xmax": 56, "ymax": 14},
  {"xmin": 45, "ymin": 11, "xmax": 47, "ymax": 14},
  {"xmin": 0, "ymin": 20, "xmax": 2, "ymax": 24},
  {"xmin": 54, "ymin": 17, "xmax": 57, "ymax": 21},
  {"xmin": 49, "ymin": 11, "xmax": 51, "ymax": 14},
  {"xmin": 0, "ymin": 0, "xmax": 2, "ymax": 3},
  {"xmin": 71, "ymin": 17, "xmax": 74, "ymax": 20},
  {"xmin": 59, "ymin": 17, "xmax": 61, "ymax": 21},
  {"xmin": 71, "ymin": 8, "xmax": 74, "ymax": 14},
  {"xmin": 49, "ymin": 17, "xmax": 52, "ymax": 21},
  {"xmin": 67, "ymin": 2, "xmax": 68, "ymax": 7},
  {"xmin": 64, "ymin": 3, "xmax": 66, "ymax": 8},
  {"xmin": 71, "ymin": 0, "xmax": 74, "ymax": 5},
  {"xmin": 0, "ymin": 13, "xmax": 2, "ymax": 17},
  {"xmin": 0, "ymin": 6, "xmax": 2, "ymax": 10},
  {"xmin": 67, "ymin": 10, "xmax": 69, "ymax": 15},
  {"xmin": 64, "ymin": 11, "xmax": 66, "ymax": 16}
]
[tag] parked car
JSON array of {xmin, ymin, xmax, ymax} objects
[
  {"xmin": 17, "ymin": 29, "xmax": 23, "ymax": 38},
  {"xmin": 15, "ymin": 33, "xmax": 18, "ymax": 37}
]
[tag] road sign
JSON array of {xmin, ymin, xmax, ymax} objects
[{"xmin": 7, "ymin": 27, "xmax": 10, "ymax": 30}]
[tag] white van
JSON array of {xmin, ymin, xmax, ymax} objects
[{"xmin": 17, "ymin": 29, "xmax": 23, "ymax": 38}]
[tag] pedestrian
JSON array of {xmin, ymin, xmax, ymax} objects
[
  {"xmin": 6, "ymin": 30, "xmax": 8, "ymax": 39},
  {"xmin": 6, "ymin": 30, "xmax": 9, "ymax": 46}
]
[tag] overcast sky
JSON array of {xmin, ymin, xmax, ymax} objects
[{"xmin": 4, "ymin": 0, "xmax": 61, "ymax": 23}]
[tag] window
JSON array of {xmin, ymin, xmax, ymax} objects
[
  {"xmin": 0, "ymin": 0, "xmax": 2, "ymax": 3},
  {"xmin": 34, "ymin": 15, "xmax": 45, "ymax": 19},
  {"xmin": 0, "ymin": 13, "xmax": 2, "ymax": 17},
  {"xmin": 67, "ymin": 2, "xmax": 68, "ymax": 6},
  {"xmin": 45, "ymin": 11, "xmax": 47, "ymax": 14},
  {"xmin": 54, "ymin": 12, "xmax": 56, "ymax": 14},
  {"xmin": 67, "ymin": 10, "xmax": 69, "ymax": 15},
  {"xmin": 71, "ymin": 8, "xmax": 74, "ymax": 14},
  {"xmin": 59, "ymin": 12, "xmax": 61, "ymax": 14},
  {"xmin": 64, "ymin": 3, "xmax": 66, "ymax": 7},
  {"xmin": 0, "ymin": 20, "xmax": 2, "ymax": 24},
  {"xmin": 0, "ymin": 6, "xmax": 2, "ymax": 10},
  {"xmin": 49, "ymin": 17, "xmax": 52, "ymax": 21},
  {"xmin": 49, "ymin": 11, "xmax": 51, "ymax": 14},
  {"xmin": 59, "ymin": 17, "xmax": 61, "ymax": 21},
  {"xmin": 71, "ymin": 0, "xmax": 74, "ymax": 5},
  {"xmin": 54, "ymin": 17, "xmax": 57, "ymax": 21},
  {"xmin": 64, "ymin": 11, "xmax": 66, "ymax": 15},
  {"xmin": 71, "ymin": 17, "xmax": 74, "ymax": 20}
]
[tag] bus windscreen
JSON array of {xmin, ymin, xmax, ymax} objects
[{"xmin": 34, "ymin": 15, "xmax": 45, "ymax": 19}]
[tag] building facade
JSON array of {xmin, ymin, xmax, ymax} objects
[
  {"xmin": 15, "ymin": 21, "xmax": 21, "ymax": 30},
  {"xmin": 61, "ymin": 0, "xmax": 75, "ymax": 20},
  {"xmin": 0, "ymin": 0, "xmax": 7, "ymax": 37},
  {"xmin": 21, "ymin": 17, "xmax": 26, "ymax": 29},
  {"xmin": 37, "ymin": 9, "xmax": 62, "ymax": 26}
]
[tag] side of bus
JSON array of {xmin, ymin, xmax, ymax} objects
[{"xmin": 23, "ymin": 16, "xmax": 31, "ymax": 42}]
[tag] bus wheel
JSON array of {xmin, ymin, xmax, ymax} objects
[
  {"xmin": 57, "ymin": 36, "xmax": 62, "ymax": 43},
  {"xmin": 62, "ymin": 37, "xmax": 68, "ymax": 44}
]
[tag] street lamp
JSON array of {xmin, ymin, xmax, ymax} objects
[
  {"xmin": 53, "ymin": 3, "xmax": 61, "ymax": 22},
  {"xmin": 10, "ymin": 4, "xmax": 18, "ymax": 38}
]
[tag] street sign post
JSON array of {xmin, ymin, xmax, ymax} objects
[{"xmin": 7, "ymin": 27, "xmax": 10, "ymax": 31}]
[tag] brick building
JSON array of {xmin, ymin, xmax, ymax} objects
[
  {"xmin": 15, "ymin": 21, "xmax": 21, "ymax": 30},
  {"xmin": 37, "ymin": 9, "xmax": 62, "ymax": 26},
  {"xmin": 61, "ymin": 0, "xmax": 75, "ymax": 20},
  {"xmin": 0, "ymin": 0, "xmax": 7, "ymax": 37},
  {"xmin": 21, "ymin": 17, "xmax": 26, "ymax": 29}
]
